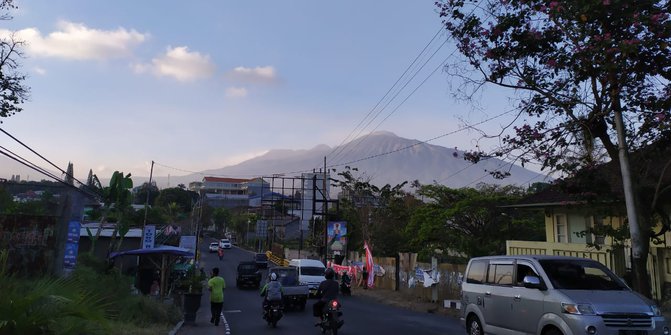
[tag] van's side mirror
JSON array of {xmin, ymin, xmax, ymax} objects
[{"xmin": 523, "ymin": 275, "xmax": 544, "ymax": 290}]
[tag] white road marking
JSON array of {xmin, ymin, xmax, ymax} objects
[{"xmin": 221, "ymin": 312, "xmax": 231, "ymax": 335}]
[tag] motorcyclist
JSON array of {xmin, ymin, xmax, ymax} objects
[
  {"xmin": 260, "ymin": 272, "xmax": 283, "ymax": 317},
  {"xmin": 340, "ymin": 271, "xmax": 351, "ymax": 294},
  {"xmin": 313, "ymin": 268, "xmax": 339, "ymax": 326}
]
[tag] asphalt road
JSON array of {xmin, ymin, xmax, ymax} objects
[{"xmin": 194, "ymin": 237, "xmax": 464, "ymax": 335}]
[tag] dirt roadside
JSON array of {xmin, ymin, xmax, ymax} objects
[{"xmin": 349, "ymin": 286, "xmax": 461, "ymax": 319}]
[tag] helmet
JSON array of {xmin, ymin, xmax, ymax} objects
[
  {"xmin": 324, "ymin": 268, "xmax": 335, "ymax": 280},
  {"xmin": 269, "ymin": 272, "xmax": 278, "ymax": 281}
]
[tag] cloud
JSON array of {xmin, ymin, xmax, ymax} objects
[
  {"xmin": 33, "ymin": 66, "xmax": 46, "ymax": 75},
  {"xmin": 225, "ymin": 87, "xmax": 248, "ymax": 98},
  {"xmin": 135, "ymin": 46, "xmax": 215, "ymax": 82},
  {"xmin": 228, "ymin": 65, "xmax": 277, "ymax": 84},
  {"xmin": 2, "ymin": 21, "xmax": 147, "ymax": 60}
]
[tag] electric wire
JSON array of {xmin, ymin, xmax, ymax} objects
[
  {"xmin": 0, "ymin": 127, "xmax": 90, "ymax": 189},
  {"xmin": 326, "ymin": 26, "xmax": 445, "ymax": 164},
  {"xmin": 0, "ymin": 146, "xmax": 99, "ymax": 198}
]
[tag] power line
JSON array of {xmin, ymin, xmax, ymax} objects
[
  {"xmin": 327, "ymin": 26, "xmax": 446, "ymax": 164},
  {"xmin": 0, "ymin": 146, "xmax": 99, "ymax": 198},
  {"xmin": 0, "ymin": 127, "xmax": 89, "ymax": 189}
]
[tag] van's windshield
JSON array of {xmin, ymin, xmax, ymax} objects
[
  {"xmin": 300, "ymin": 266, "xmax": 325, "ymax": 276},
  {"xmin": 539, "ymin": 259, "xmax": 628, "ymax": 290}
]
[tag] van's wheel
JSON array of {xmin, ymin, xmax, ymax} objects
[
  {"xmin": 467, "ymin": 315, "xmax": 483, "ymax": 335},
  {"xmin": 544, "ymin": 328, "xmax": 563, "ymax": 335}
]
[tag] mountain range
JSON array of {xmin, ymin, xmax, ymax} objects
[
  {"xmin": 1, "ymin": 131, "xmax": 549, "ymax": 189},
  {"xmin": 152, "ymin": 131, "xmax": 549, "ymax": 189}
]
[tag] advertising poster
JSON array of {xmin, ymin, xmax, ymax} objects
[{"xmin": 327, "ymin": 221, "xmax": 347, "ymax": 256}]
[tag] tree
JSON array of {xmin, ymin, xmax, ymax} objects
[
  {"xmin": 409, "ymin": 183, "xmax": 543, "ymax": 259},
  {"xmin": 330, "ymin": 167, "xmax": 416, "ymax": 256},
  {"xmin": 155, "ymin": 187, "xmax": 198, "ymax": 214},
  {"xmin": 132, "ymin": 182, "xmax": 159, "ymax": 206},
  {"xmin": 0, "ymin": 0, "xmax": 29, "ymax": 122},
  {"xmin": 436, "ymin": 0, "xmax": 671, "ymax": 297},
  {"xmin": 212, "ymin": 207, "xmax": 232, "ymax": 233}
]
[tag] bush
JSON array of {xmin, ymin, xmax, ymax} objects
[{"xmin": 117, "ymin": 295, "xmax": 181, "ymax": 326}]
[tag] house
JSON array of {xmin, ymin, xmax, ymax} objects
[
  {"xmin": 505, "ymin": 144, "xmax": 671, "ymax": 301},
  {"xmin": 198, "ymin": 176, "xmax": 252, "ymax": 208}
]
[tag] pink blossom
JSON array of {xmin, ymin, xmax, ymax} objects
[
  {"xmin": 603, "ymin": 0, "xmax": 610, "ymax": 5},
  {"xmin": 547, "ymin": 59, "xmax": 557, "ymax": 67},
  {"xmin": 656, "ymin": 113, "xmax": 666, "ymax": 122}
]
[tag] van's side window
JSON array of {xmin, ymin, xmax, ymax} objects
[
  {"xmin": 466, "ymin": 260, "xmax": 488, "ymax": 284},
  {"xmin": 487, "ymin": 264, "xmax": 513, "ymax": 286},
  {"xmin": 515, "ymin": 264, "xmax": 537, "ymax": 286}
]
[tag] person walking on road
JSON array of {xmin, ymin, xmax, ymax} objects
[
  {"xmin": 217, "ymin": 246, "xmax": 224, "ymax": 261},
  {"xmin": 208, "ymin": 267, "xmax": 226, "ymax": 326}
]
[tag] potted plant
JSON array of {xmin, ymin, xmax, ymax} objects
[{"xmin": 181, "ymin": 266, "xmax": 205, "ymax": 324}]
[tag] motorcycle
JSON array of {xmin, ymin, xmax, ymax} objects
[
  {"xmin": 319, "ymin": 299, "xmax": 344, "ymax": 335},
  {"xmin": 263, "ymin": 300, "xmax": 283, "ymax": 328},
  {"xmin": 340, "ymin": 279, "xmax": 351, "ymax": 296}
]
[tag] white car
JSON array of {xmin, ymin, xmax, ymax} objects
[
  {"xmin": 208, "ymin": 242, "xmax": 219, "ymax": 253},
  {"xmin": 220, "ymin": 238, "xmax": 232, "ymax": 249}
]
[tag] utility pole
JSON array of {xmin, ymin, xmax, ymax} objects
[
  {"xmin": 323, "ymin": 156, "xmax": 328, "ymax": 267},
  {"xmin": 143, "ymin": 160, "xmax": 154, "ymax": 232}
]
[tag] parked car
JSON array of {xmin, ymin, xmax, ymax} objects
[
  {"xmin": 208, "ymin": 242, "xmax": 219, "ymax": 253},
  {"xmin": 236, "ymin": 261, "xmax": 262, "ymax": 289},
  {"xmin": 288, "ymin": 258, "xmax": 326, "ymax": 297},
  {"xmin": 461, "ymin": 255, "xmax": 669, "ymax": 335},
  {"xmin": 267, "ymin": 266, "xmax": 309, "ymax": 310},
  {"xmin": 220, "ymin": 238, "xmax": 232, "ymax": 249},
  {"xmin": 255, "ymin": 253, "xmax": 269, "ymax": 269}
]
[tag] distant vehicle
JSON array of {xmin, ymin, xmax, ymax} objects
[
  {"xmin": 255, "ymin": 253, "xmax": 269, "ymax": 269},
  {"xmin": 219, "ymin": 239, "xmax": 232, "ymax": 249},
  {"xmin": 236, "ymin": 261, "xmax": 261, "ymax": 289},
  {"xmin": 226, "ymin": 233, "xmax": 237, "ymax": 245},
  {"xmin": 268, "ymin": 266, "xmax": 309, "ymax": 311},
  {"xmin": 288, "ymin": 259, "xmax": 326, "ymax": 297},
  {"xmin": 208, "ymin": 242, "xmax": 219, "ymax": 253}
]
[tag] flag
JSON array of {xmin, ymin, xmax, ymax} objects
[{"xmin": 364, "ymin": 241, "xmax": 375, "ymax": 288}]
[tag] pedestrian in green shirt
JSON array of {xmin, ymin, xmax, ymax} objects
[{"xmin": 208, "ymin": 267, "xmax": 226, "ymax": 326}]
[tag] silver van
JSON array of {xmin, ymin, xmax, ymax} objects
[{"xmin": 461, "ymin": 255, "xmax": 669, "ymax": 335}]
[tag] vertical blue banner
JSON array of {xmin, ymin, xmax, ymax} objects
[
  {"xmin": 63, "ymin": 221, "xmax": 81, "ymax": 269},
  {"xmin": 143, "ymin": 225, "xmax": 156, "ymax": 249}
]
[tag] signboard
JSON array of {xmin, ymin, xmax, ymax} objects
[
  {"xmin": 256, "ymin": 220, "xmax": 268, "ymax": 238},
  {"xmin": 63, "ymin": 221, "xmax": 81, "ymax": 270},
  {"xmin": 142, "ymin": 225, "xmax": 156, "ymax": 249},
  {"xmin": 327, "ymin": 221, "xmax": 347, "ymax": 256},
  {"xmin": 179, "ymin": 236, "xmax": 197, "ymax": 259}
]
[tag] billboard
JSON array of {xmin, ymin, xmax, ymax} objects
[{"xmin": 327, "ymin": 221, "xmax": 347, "ymax": 256}]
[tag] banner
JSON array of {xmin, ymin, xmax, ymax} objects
[
  {"xmin": 327, "ymin": 221, "xmax": 347, "ymax": 256},
  {"xmin": 142, "ymin": 225, "xmax": 155, "ymax": 249},
  {"xmin": 363, "ymin": 241, "xmax": 375, "ymax": 288},
  {"xmin": 63, "ymin": 221, "xmax": 81, "ymax": 270}
]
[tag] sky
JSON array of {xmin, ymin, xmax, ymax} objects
[{"xmin": 0, "ymin": 1, "xmax": 519, "ymax": 183}]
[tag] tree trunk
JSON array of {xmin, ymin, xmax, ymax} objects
[{"xmin": 613, "ymin": 109, "xmax": 652, "ymax": 298}]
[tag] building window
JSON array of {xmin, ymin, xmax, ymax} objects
[{"xmin": 555, "ymin": 214, "xmax": 568, "ymax": 243}]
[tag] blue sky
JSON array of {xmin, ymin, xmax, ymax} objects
[{"xmin": 0, "ymin": 1, "xmax": 516, "ymax": 182}]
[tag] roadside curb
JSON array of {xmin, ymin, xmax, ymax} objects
[{"xmin": 168, "ymin": 320, "xmax": 184, "ymax": 335}]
